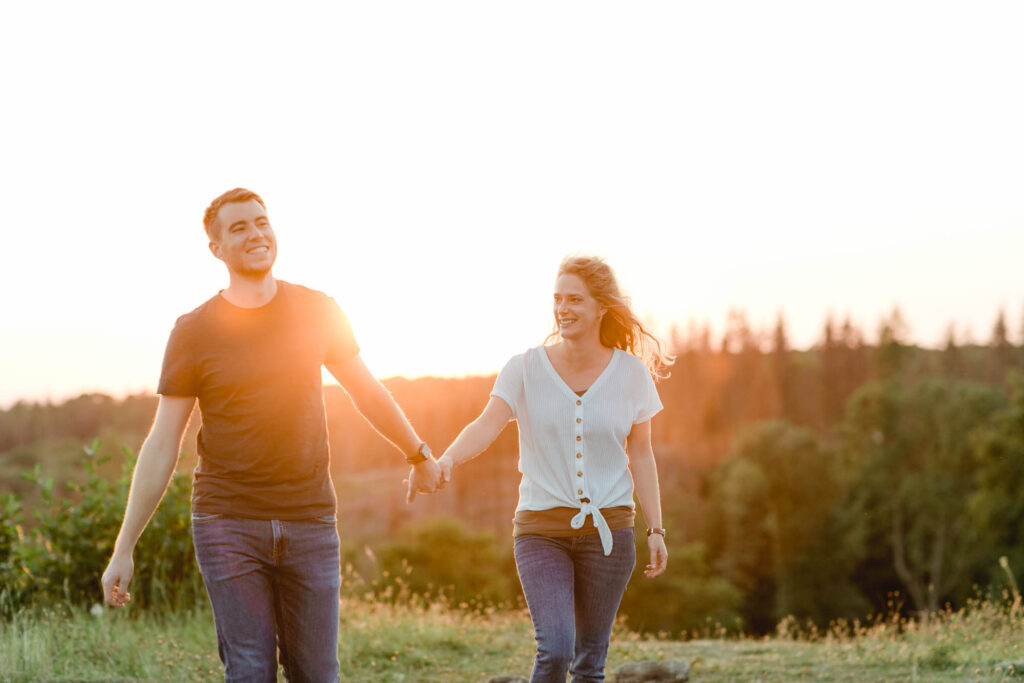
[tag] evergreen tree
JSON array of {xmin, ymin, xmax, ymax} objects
[
  {"xmin": 874, "ymin": 306, "xmax": 910, "ymax": 379},
  {"xmin": 990, "ymin": 308, "xmax": 1013, "ymax": 383},
  {"xmin": 771, "ymin": 311, "xmax": 793, "ymax": 420},
  {"xmin": 942, "ymin": 323, "xmax": 964, "ymax": 379},
  {"xmin": 821, "ymin": 314, "xmax": 843, "ymax": 427}
]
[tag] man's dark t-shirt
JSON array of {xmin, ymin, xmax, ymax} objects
[{"xmin": 157, "ymin": 280, "xmax": 359, "ymax": 520}]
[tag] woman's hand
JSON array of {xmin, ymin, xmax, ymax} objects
[
  {"xmin": 437, "ymin": 453, "xmax": 454, "ymax": 488},
  {"xmin": 644, "ymin": 533, "xmax": 667, "ymax": 578}
]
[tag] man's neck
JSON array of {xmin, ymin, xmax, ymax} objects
[{"xmin": 221, "ymin": 272, "xmax": 278, "ymax": 308}]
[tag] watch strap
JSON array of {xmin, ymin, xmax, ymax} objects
[{"xmin": 405, "ymin": 442, "xmax": 430, "ymax": 465}]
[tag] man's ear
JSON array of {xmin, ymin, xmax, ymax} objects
[{"xmin": 209, "ymin": 240, "xmax": 222, "ymax": 261}]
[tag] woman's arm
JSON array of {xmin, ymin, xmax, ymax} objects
[
  {"xmin": 437, "ymin": 397, "xmax": 514, "ymax": 481},
  {"xmin": 627, "ymin": 419, "xmax": 668, "ymax": 578}
]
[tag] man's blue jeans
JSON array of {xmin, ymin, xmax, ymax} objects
[
  {"xmin": 514, "ymin": 528, "xmax": 636, "ymax": 683},
  {"xmin": 191, "ymin": 513, "xmax": 341, "ymax": 683}
]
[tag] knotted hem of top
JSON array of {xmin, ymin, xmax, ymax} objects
[{"xmin": 570, "ymin": 502, "xmax": 614, "ymax": 555}]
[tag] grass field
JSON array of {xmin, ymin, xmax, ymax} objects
[{"xmin": 3, "ymin": 597, "xmax": 1024, "ymax": 682}]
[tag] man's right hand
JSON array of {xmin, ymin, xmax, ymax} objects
[
  {"xmin": 405, "ymin": 456, "xmax": 442, "ymax": 503},
  {"xmin": 101, "ymin": 552, "xmax": 134, "ymax": 608}
]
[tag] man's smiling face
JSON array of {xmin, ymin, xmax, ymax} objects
[{"xmin": 209, "ymin": 199, "xmax": 277, "ymax": 277}]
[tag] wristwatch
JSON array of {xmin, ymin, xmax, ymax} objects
[
  {"xmin": 646, "ymin": 527, "xmax": 666, "ymax": 538},
  {"xmin": 405, "ymin": 442, "xmax": 431, "ymax": 465}
]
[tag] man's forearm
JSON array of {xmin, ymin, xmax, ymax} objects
[
  {"xmin": 352, "ymin": 381, "xmax": 422, "ymax": 458},
  {"xmin": 112, "ymin": 436, "xmax": 180, "ymax": 555}
]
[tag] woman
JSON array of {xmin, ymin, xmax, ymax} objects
[{"xmin": 437, "ymin": 254, "xmax": 672, "ymax": 682}]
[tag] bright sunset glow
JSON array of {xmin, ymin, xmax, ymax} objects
[{"xmin": 2, "ymin": 2, "xmax": 1023, "ymax": 408}]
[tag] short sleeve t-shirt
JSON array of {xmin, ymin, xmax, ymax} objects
[{"xmin": 158, "ymin": 280, "xmax": 359, "ymax": 519}]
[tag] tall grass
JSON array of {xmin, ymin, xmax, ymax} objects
[
  {"xmin": 1, "ymin": 604, "xmax": 222, "ymax": 682},
  {"xmin": 5, "ymin": 586, "xmax": 1024, "ymax": 681},
  {"xmin": 6, "ymin": 443, "xmax": 1024, "ymax": 680}
]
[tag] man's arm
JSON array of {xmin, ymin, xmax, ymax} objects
[
  {"xmin": 101, "ymin": 395, "xmax": 195, "ymax": 607},
  {"xmin": 326, "ymin": 354, "xmax": 441, "ymax": 499}
]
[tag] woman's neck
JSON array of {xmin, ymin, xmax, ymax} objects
[{"xmin": 557, "ymin": 335, "xmax": 611, "ymax": 366}]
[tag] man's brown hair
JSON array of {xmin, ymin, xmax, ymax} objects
[{"xmin": 203, "ymin": 188, "xmax": 267, "ymax": 239}]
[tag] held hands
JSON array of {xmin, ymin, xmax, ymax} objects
[
  {"xmin": 403, "ymin": 453, "xmax": 455, "ymax": 503},
  {"xmin": 100, "ymin": 551, "xmax": 134, "ymax": 608},
  {"xmin": 404, "ymin": 453, "xmax": 446, "ymax": 503},
  {"xmin": 644, "ymin": 533, "xmax": 668, "ymax": 578}
]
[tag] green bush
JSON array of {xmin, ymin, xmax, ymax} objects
[
  {"xmin": 620, "ymin": 538, "xmax": 743, "ymax": 636},
  {"xmin": 353, "ymin": 516, "xmax": 744, "ymax": 637},
  {"xmin": 13, "ymin": 441, "xmax": 204, "ymax": 613},
  {"xmin": 362, "ymin": 517, "xmax": 518, "ymax": 608},
  {"xmin": 0, "ymin": 494, "xmax": 28, "ymax": 614}
]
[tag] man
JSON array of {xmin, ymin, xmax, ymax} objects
[{"xmin": 101, "ymin": 188, "xmax": 442, "ymax": 682}]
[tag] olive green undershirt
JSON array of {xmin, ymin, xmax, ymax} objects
[{"xmin": 513, "ymin": 506, "xmax": 635, "ymax": 537}]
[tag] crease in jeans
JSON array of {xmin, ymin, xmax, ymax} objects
[{"xmin": 271, "ymin": 520, "xmax": 285, "ymax": 564}]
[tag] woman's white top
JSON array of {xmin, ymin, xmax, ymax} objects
[{"xmin": 491, "ymin": 346, "xmax": 663, "ymax": 555}]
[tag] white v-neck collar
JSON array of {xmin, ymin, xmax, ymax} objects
[{"xmin": 538, "ymin": 346, "xmax": 620, "ymax": 402}]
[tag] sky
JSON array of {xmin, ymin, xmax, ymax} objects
[{"xmin": 1, "ymin": 1, "xmax": 1022, "ymax": 408}]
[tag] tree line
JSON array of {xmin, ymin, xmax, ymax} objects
[{"xmin": 3, "ymin": 308, "xmax": 1024, "ymax": 634}]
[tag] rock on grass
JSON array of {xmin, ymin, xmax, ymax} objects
[{"xmin": 612, "ymin": 658, "xmax": 690, "ymax": 682}]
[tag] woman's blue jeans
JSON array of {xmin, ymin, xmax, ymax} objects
[
  {"xmin": 514, "ymin": 528, "xmax": 636, "ymax": 683},
  {"xmin": 191, "ymin": 513, "xmax": 341, "ymax": 683}
]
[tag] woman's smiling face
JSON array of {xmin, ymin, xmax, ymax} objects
[{"xmin": 553, "ymin": 273, "xmax": 604, "ymax": 341}]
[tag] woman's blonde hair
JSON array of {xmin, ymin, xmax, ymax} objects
[{"xmin": 549, "ymin": 255, "xmax": 674, "ymax": 380}]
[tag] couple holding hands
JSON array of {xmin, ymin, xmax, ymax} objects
[{"xmin": 102, "ymin": 188, "xmax": 671, "ymax": 683}]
